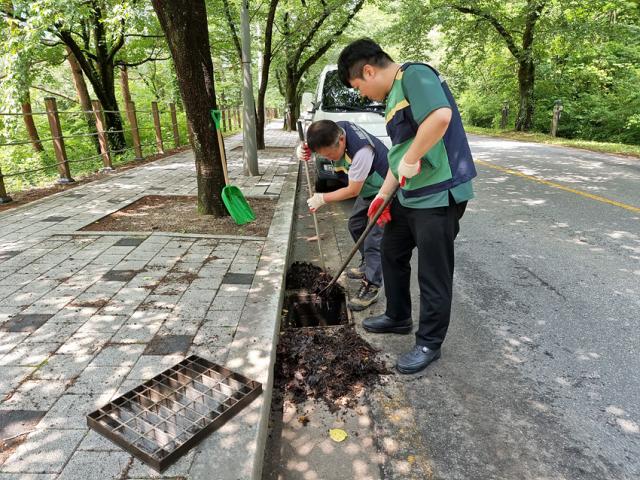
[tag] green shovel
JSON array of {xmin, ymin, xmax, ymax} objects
[{"xmin": 211, "ymin": 109, "xmax": 255, "ymax": 225}]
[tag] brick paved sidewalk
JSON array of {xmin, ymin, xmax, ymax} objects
[{"xmin": 0, "ymin": 121, "xmax": 298, "ymax": 479}]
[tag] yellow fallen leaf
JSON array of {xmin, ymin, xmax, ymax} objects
[
  {"xmin": 329, "ymin": 428, "xmax": 348, "ymax": 442},
  {"xmin": 407, "ymin": 455, "xmax": 415, "ymax": 464}
]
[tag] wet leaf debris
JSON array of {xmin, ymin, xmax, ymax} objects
[
  {"xmin": 275, "ymin": 325, "xmax": 390, "ymax": 411},
  {"xmin": 285, "ymin": 261, "xmax": 343, "ymax": 299}
]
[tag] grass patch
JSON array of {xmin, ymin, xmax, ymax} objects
[{"xmin": 465, "ymin": 126, "xmax": 640, "ymax": 159}]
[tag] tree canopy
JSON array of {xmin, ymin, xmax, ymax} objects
[{"xmin": 1, "ymin": 0, "xmax": 638, "ymax": 203}]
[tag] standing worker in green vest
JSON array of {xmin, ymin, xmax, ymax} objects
[
  {"xmin": 337, "ymin": 39, "xmax": 477, "ymax": 374},
  {"xmin": 296, "ymin": 120, "xmax": 389, "ymax": 311}
]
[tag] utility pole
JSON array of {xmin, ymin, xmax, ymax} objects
[{"xmin": 241, "ymin": 0, "xmax": 259, "ymax": 175}]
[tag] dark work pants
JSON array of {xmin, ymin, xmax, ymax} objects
[
  {"xmin": 348, "ymin": 195, "xmax": 383, "ymax": 286},
  {"xmin": 381, "ymin": 194, "xmax": 466, "ymax": 349}
]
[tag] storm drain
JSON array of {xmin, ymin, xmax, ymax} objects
[
  {"xmin": 87, "ymin": 355, "xmax": 262, "ymax": 472},
  {"xmin": 284, "ymin": 291, "xmax": 348, "ymax": 328}
]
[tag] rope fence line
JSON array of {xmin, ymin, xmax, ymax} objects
[
  {"xmin": 0, "ymin": 128, "xmax": 130, "ymax": 147},
  {"xmin": 0, "ymin": 98, "xmax": 282, "ymax": 204}
]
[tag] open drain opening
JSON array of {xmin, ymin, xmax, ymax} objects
[
  {"xmin": 283, "ymin": 261, "xmax": 348, "ymax": 329},
  {"xmin": 285, "ymin": 291, "xmax": 347, "ymax": 327}
]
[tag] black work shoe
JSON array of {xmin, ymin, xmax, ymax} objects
[
  {"xmin": 346, "ymin": 264, "xmax": 366, "ymax": 280},
  {"xmin": 347, "ymin": 280, "xmax": 380, "ymax": 311},
  {"xmin": 362, "ymin": 313, "xmax": 412, "ymax": 334},
  {"xmin": 396, "ymin": 345, "xmax": 441, "ymax": 374}
]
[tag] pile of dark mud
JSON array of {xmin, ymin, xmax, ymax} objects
[
  {"xmin": 285, "ymin": 261, "xmax": 344, "ymax": 299},
  {"xmin": 275, "ymin": 325, "xmax": 390, "ymax": 411}
]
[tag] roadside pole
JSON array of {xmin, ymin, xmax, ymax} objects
[{"xmin": 241, "ymin": 0, "xmax": 259, "ymax": 176}]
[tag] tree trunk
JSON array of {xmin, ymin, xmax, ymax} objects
[
  {"xmin": 67, "ymin": 47, "xmax": 101, "ymax": 153},
  {"xmin": 170, "ymin": 63, "xmax": 183, "ymax": 109},
  {"xmin": 98, "ymin": 62, "xmax": 126, "ymax": 152},
  {"xmin": 21, "ymin": 98, "xmax": 43, "ymax": 153},
  {"xmin": 515, "ymin": 59, "xmax": 535, "ymax": 131},
  {"xmin": 280, "ymin": 0, "xmax": 364, "ymax": 132},
  {"xmin": 152, "ymin": 0, "xmax": 226, "ymax": 216},
  {"xmin": 95, "ymin": 89, "xmax": 126, "ymax": 152},
  {"xmin": 284, "ymin": 70, "xmax": 300, "ymax": 132},
  {"xmin": 57, "ymin": 33, "xmax": 126, "ymax": 153},
  {"xmin": 256, "ymin": 102, "xmax": 265, "ymax": 148}
]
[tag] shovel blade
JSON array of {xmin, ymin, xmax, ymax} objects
[{"xmin": 222, "ymin": 186, "xmax": 255, "ymax": 225}]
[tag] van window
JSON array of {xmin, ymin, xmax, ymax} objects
[{"xmin": 321, "ymin": 70, "xmax": 385, "ymax": 113}]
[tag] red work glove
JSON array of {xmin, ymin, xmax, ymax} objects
[
  {"xmin": 295, "ymin": 142, "xmax": 311, "ymax": 162},
  {"xmin": 367, "ymin": 193, "xmax": 391, "ymax": 226}
]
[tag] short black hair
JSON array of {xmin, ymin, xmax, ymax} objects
[
  {"xmin": 307, "ymin": 120, "xmax": 342, "ymax": 151},
  {"xmin": 337, "ymin": 38, "xmax": 393, "ymax": 87}
]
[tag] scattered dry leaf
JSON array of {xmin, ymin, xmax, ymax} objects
[{"xmin": 329, "ymin": 428, "xmax": 348, "ymax": 442}]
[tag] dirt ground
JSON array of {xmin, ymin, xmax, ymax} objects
[{"xmin": 80, "ymin": 195, "xmax": 276, "ymax": 236}]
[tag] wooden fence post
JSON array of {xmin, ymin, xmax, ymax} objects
[
  {"xmin": 125, "ymin": 101, "xmax": 143, "ymax": 160},
  {"xmin": 551, "ymin": 99, "xmax": 563, "ymax": 137},
  {"xmin": 91, "ymin": 99, "xmax": 113, "ymax": 171},
  {"xmin": 500, "ymin": 101, "xmax": 509, "ymax": 129},
  {"xmin": 151, "ymin": 101, "xmax": 164, "ymax": 154},
  {"xmin": 169, "ymin": 102, "xmax": 180, "ymax": 148},
  {"xmin": 0, "ymin": 165, "xmax": 12, "ymax": 204},
  {"xmin": 44, "ymin": 97, "xmax": 74, "ymax": 183}
]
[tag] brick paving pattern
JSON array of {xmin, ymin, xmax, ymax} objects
[{"xmin": 0, "ymin": 121, "xmax": 297, "ymax": 479}]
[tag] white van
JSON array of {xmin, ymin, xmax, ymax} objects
[{"xmin": 300, "ymin": 64, "xmax": 390, "ymax": 192}]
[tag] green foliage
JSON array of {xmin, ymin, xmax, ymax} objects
[
  {"xmin": 384, "ymin": 0, "xmax": 640, "ymax": 144},
  {"xmin": 2, "ymin": 0, "xmax": 640, "ymax": 200}
]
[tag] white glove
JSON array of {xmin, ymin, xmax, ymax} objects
[
  {"xmin": 397, "ymin": 156, "xmax": 421, "ymax": 186},
  {"xmin": 296, "ymin": 142, "xmax": 311, "ymax": 162},
  {"xmin": 307, "ymin": 193, "xmax": 325, "ymax": 212}
]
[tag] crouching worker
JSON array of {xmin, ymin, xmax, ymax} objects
[{"xmin": 296, "ymin": 120, "xmax": 389, "ymax": 311}]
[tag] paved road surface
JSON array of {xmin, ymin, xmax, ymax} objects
[
  {"xmin": 368, "ymin": 136, "xmax": 640, "ymax": 479},
  {"xmin": 265, "ymin": 136, "xmax": 640, "ymax": 480}
]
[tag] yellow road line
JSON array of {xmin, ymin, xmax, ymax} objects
[{"xmin": 475, "ymin": 159, "xmax": 640, "ymax": 214}]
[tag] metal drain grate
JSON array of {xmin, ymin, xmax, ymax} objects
[{"xmin": 87, "ymin": 355, "xmax": 262, "ymax": 472}]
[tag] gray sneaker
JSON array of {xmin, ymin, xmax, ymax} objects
[
  {"xmin": 396, "ymin": 345, "xmax": 441, "ymax": 374},
  {"xmin": 346, "ymin": 264, "xmax": 365, "ymax": 280},
  {"xmin": 347, "ymin": 280, "xmax": 379, "ymax": 311}
]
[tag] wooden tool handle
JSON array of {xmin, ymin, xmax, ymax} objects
[
  {"xmin": 216, "ymin": 128, "xmax": 230, "ymax": 186},
  {"xmin": 320, "ymin": 184, "xmax": 400, "ymax": 294}
]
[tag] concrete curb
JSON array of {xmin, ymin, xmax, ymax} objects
[{"xmin": 188, "ymin": 160, "xmax": 298, "ymax": 479}]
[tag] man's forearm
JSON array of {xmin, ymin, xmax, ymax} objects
[
  {"xmin": 323, "ymin": 181, "xmax": 363, "ymax": 202},
  {"xmin": 379, "ymin": 169, "xmax": 399, "ymax": 197},
  {"xmin": 403, "ymin": 107, "xmax": 452, "ymax": 164}
]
